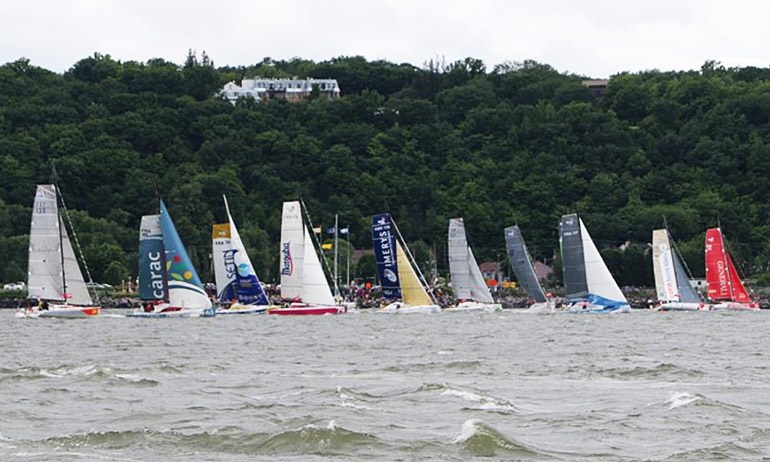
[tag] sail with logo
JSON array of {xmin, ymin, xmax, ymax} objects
[
  {"xmin": 504, "ymin": 225, "xmax": 553, "ymax": 312},
  {"xmin": 272, "ymin": 200, "xmax": 346, "ymax": 315},
  {"xmin": 128, "ymin": 200, "xmax": 214, "ymax": 318},
  {"xmin": 371, "ymin": 214, "xmax": 440, "ymax": 313},
  {"xmin": 211, "ymin": 196, "xmax": 271, "ymax": 314},
  {"xmin": 704, "ymin": 227, "xmax": 758, "ymax": 310},
  {"xmin": 446, "ymin": 218, "xmax": 501, "ymax": 311},
  {"xmin": 652, "ymin": 228, "xmax": 706, "ymax": 311},
  {"xmin": 559, "ymin": 213, "xmax": 630, "ymax": 313}
]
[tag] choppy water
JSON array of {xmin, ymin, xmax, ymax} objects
[{"xmin": 1, "ymin": 309, "xmax": 769, "ymax": 461}]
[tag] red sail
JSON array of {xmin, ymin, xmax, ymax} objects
[
  {"xmin": 726, "ymin": 254, "xmax": 751, "ymax": 303},
  {"xmin": 705, "ymin": 228, "xmax": 731, "ymax": 301}
]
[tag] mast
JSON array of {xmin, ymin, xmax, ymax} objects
[
  {"xmin": 52, "ymin": 167, "xmax": 67, "ymax": 302},
  {"xmin": 334, "ymin": 213, "xmax": 339, "ymax": 299}
]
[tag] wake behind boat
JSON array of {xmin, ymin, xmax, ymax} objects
[
  {"xmin": 371, "ymin": 213, "xmax": 441, "ymax": 314},
  {"xmin": 19, "ymin": 183, "xmax": 101, "ymax": 319},
  {"xmin": 559, "ymin": 214, "xmax": 630, "ymax": 313},
  {"xmin": 445, "ymin": 218, "xmax": 501, "ymax": 312},
  {"xmin": 127, "ymin": 201, "xmax": 214, "ymax": 318}
]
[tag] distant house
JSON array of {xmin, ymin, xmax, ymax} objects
[
  {"xmin": 220, "ymin": 77, "xmax": 341, "ymax": 104},
  {"xmin": 582, "ymin": 79, "xmax": 609, "ymax": 97},
  {"xmin": 479, "ymin": 262, "xmax": 503, "ymax": 281}
]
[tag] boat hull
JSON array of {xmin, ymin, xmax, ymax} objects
[
  {"xmin": 565, "ymin": 302, "xmax": 630, "ymax": 314},
  {"xmin": 376, "ymin": 302, "xmax": 441, "ymax": 314},
  {"xmin": 445, "ymin": 301, "xmax": 502, "ymax": 312},
  {"xmin": 215, "ymin": 303, "xmax": 271, "ymax": 315},
  {"xmin": 711, "ymin": 302, "xmax": 760, "ymax": 311},
  {"xmin": 127, "ymin": 305, "xmax": 215, "ymax": 318},
  {"xmin": 268, "ymin": 304, "xmax": 346, "ymax": 315},
  {"xmin": 526, "ymin": 301, "xmax": 555, "ymax": 313},
  {"xmin": 35, "ymin": 305, "xmax": 101, "ymax": 319},
  {"xmin": 657, "ymin": 302, "xmax": 710, "ymax": 311}
]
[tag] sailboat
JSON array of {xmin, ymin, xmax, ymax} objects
[
  {"xmin": 652, "ymin": 228, "xmax": 708, "ymax": 311},
  {"xmin": 446, "ymin": 218, "xmax": 501, "ymax": 311},
  {"xmin": 20, "ymin": 184, "xmax": 101, "ymax": 318},
  {"xmin": 269, "ymin": 200, "xmax": 346, "ymax": 315},
  {"xmin": 371, "ymin": 213, "xmax": 441, "ymax": 314},
  {"xmin": 127, "ymin": 200, "xmax": 214, "ymax": 318},
  {"xmin": 559, "ymin": 214, "xmax": 630, "ymax": 313},
  {"xmin": 504, "ymin": 225, "xmax": 553, "ymax": 312},
  {"xmin": 704, "ymin": 227, "xmax": 759, "ymax": 310},
  {"xmin": 211, "ymin": 196, "xmax": 275, "ymax": 314}
]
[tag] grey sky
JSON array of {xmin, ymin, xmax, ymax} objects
[{"xmin": 1, "ymin": 0, "xmax": 768, "ymax": 77}]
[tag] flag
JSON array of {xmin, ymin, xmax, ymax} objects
[
  {"xmin": 326, "ymin": 227, "xmax": 336, "ymax": 234},
  {"xmin": 340, "ymin": 227, "xmax": 349, "ymax": 235},
  {"xmin": 313, "ymin": 227, "xmax": 322, "ymax": 234},
  {"xmin": 321, "ymin": 243, "xmax": 333, "ymax": 250}
]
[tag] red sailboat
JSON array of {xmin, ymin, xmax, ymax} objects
[{"xmin": 704, "ymin": 228, "xmax": 759, "ymax": 310}]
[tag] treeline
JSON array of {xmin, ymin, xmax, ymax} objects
[{"xmin": 0, "ymin": 52, "xmax": 769, "ymax": 288}]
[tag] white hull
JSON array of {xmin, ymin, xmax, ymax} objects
[
  {"xmin": 18, "ymin": 305, "xmax": 101, "ymax": 319},
  {"xmin": 657, "ymin": 302, "xmax": 709, "ymax": 311},
  {"xmin": 377, "ymin": 302, "xmax": 441, "ymax": 314},
  {"xmin": 711, "ymin": 302, "xmax": 760, "ymax": 311},
  {"xmin": 445, "ymin": 301, "xmax": 502, "ymax": 312},
  {"xmin": 215, "ymin": 303, "xmax": 270, "ymax": 315},
  {"xmin": 127, "ymin": 304, "xmax": 215, "ymax": 318},
  {"xmin": 526, "ymin": 301, "xmax": 555, "ymax": 313},
  {"xmin": 565, "ymin": 302, "xmax": 630, "ymax": 314}
]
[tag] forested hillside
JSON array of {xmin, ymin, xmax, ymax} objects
[{"xmin": 1, "ymin": 52, "xmax": 769, "ymax": 288}]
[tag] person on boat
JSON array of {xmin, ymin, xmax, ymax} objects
[
  {"xmin": 143, "ymin": 302, "xmax": 153, "ymax": 313},
  {"xmin": 39, "ymin": 299, "xmax": 49, "ymax": 311}
]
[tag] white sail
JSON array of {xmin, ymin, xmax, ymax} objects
[
  {"xmin": 280, "ymin": 201, "xmax": 305, "ymax": 300},
  {"xmin": 60, "ymin": 218, "xmax": 92, "ymax": 305},
  {"xmin": 448, "ymin": 218, "xmax": 473, "ymax": 300},
  {"xmin": 301, "ymin": 225, "xmax": 336, "ymax": 306},
  {"xmin": 652, "ymin": 229, "xmax": 679, "ymax": 302},
  {"xmin": 28, "ymin": 185, "xmax": 64, "ymax": 301},
  {"xmin": 580, "ymin": 219, "xmax": 627, "ymax": 303},
  {"xmin": 212, "ymin": 223, "xmax": 235, "ymax": 301},
  {"xmin": 468, "ymin": 247, "xmax": 494, "ymax": 304}
]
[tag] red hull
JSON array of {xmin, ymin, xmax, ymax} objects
[{"xmin": 268, "ymin": 306, "xmax": 346, "ymax": 316}]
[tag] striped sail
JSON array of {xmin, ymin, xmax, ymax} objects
[
  {"xmin": 504, "ymin": 225, "xmax": 547, "ymax": 302},
  {"xmin": 396, "ymin": 240, "xmax": 432, "ymax": 306},
  {"xmin": 159, "ymin": 200, "xmax": 211, "ymax": 309}
]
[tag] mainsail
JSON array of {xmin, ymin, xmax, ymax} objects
[
  {"xmin": 212, "ymin": 223, "xmax": 237, "ymax": 301},
  {"xmin": 28, "ymin": 184, "xmax": 92, "ymax": 305},
  {"xmin": 559, "ymin": 214, "xmax": 588, "ymax": 300},
  {"xmin": 448, "ymin": 218, "xmax": 494, "ymax": 303},
  {"xmin": 504, "ymin": 225, "xmax": 547, "ymax": 303},
  {"xmin": 138, "ymin": 214, "xmax": 167, "ymax": 301},
  {"xmin": 396, "ymin": 241, "xmax": 433, "ymax": 306},
  {"xmin": 705, "ymin": 228, "xmax": 751, "ymax": 303},
  {"xmin": 653, "ymin": 229, "xmax": 700, "ymax": 303},
  {"xmin": 372, "ymin": 214, "xmax": 401, "ymax": 299},
  {"xmin": 159, "ymin": 200, "xmax": 210, "ymax": 309}
]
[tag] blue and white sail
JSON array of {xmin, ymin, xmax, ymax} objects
[
  {"xmin": 159, "ymin": 200, "xmax": 211, "ymax": 309},
  {"xmin": 223, "ymin": 196, "xmax": 268, "ymax": 305},
  {"xmin": 560, "ymin": 214, "xmax": 628, "ymax": 312},
  {"xmin": 371, "ymin": 213, "xmax": 401, "ymax": 299},
  {"xmin": 138, "ymin": 214, "xmax": 168, "ymax": 301}
]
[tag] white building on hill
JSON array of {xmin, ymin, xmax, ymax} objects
[{"xmin": 220, "ymin": 78, "xmax": 340, "ymax": 103}]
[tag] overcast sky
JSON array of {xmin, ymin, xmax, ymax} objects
[{"xmin": 1, "ymin": 0, "xmax": 768, "ymax": 77}]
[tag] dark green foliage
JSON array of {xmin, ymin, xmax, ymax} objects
[{"xmin": 0, "ymin": 54, "xmax": 769, "ymax": 287}]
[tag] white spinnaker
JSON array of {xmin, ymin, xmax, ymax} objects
[
  {"xmin": 448, "ymin": 218, "xmax": 472, "ymax": 300},
  {"xmin": 301, "ymin": 226, "xmax": 336, "ymax": 306},
  {"xmin": 580, "ymin": 219, "xmax": 627, "ymax": 303},
  {"xmin": 652, "ymin": 229, "xmax": 679, "ymax": 302},
  {"xmin": 468, "ymin": 247, "xmax": 494, "ymax": 304},
  {"xmin": 280, "ymin": 201, "xmax": 305, "ymax": 300},
  {"xmin": 28, "ymin": 185, "xmax": 64, "ymax": 301}
]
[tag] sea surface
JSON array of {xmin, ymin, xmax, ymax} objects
[{"xmin": 0, "ymin": 309, "xmax": 768, "ymax": 461}]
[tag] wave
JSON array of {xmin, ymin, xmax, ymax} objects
[
  {"xmin": 441, "ymin": 387, "xmax": 517, "ymax": 413},
  {"xmin": 666, "ymin": 392, "xmax": 701, "ymax": 410},
  {"xmin": 571, "ymin": 363, "xmax": 704, "ymax": 380},
  {"xmin": 453, "ymin": 419, "xmax": 544, "ymax": 458},
  {"xmin": 660, "ymin": 391, "xmax": 748, "ymax": 414}
]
